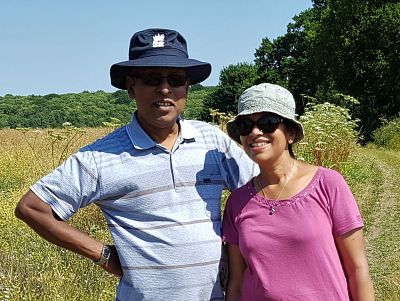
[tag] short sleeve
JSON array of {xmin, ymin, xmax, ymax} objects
[
  {"xmin": 324, "ymin": 169, "xmax": 364, "ymax": 237},
  {"xmin": 31, "ymin": 145, "xmax": 100, "ymax": 221},
  {"xmin": 222, "ymin": 194, "xmax": 240, "ymax": 245}
]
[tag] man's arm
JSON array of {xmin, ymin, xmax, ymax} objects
[
  {"xmin": 335, "ymin": 228, "xmax": 375, "ymax": 301},
  {"xmin": 15, "ymin": 190, "xmax": 122, "ymax": 277}
]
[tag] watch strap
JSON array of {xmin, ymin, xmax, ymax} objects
[{"xmin": 93, "ymin": 244, "xmax": 111, "ymax": 266}]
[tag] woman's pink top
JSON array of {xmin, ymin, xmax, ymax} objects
[{"xmin": 222, "ymin": 167, "xmax": 363, "ymax": 301}]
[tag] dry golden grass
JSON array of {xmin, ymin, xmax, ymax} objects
[
  {"xmin": 1, "ymin": 121, "xmax": 398, "ymax": 300},
  {"xmin": 0, "ymin": 127, "xmax": 118, "ymax": 301}
]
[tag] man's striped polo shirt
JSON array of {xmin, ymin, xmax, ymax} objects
[{"xmin": 31, "ymin": 113, "xmax": 257, "ymax": 300}]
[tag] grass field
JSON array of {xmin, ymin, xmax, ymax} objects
[
  {"xmin": 356, "ymin": 147, "xmax": 400, "ymax": 301},
  {"xmin": 0, "ymin": 128, "xmax": 399, "ymax": 300},
  {"xmin": 0, "ymin": 128, "xmax": 118, "ymax": 300}
]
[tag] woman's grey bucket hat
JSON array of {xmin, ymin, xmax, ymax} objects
[{"xmin": 226, "ymin": 83, "xmax": 304, "ymax": 145}]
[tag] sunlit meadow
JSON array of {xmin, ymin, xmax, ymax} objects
[
  {"xmin": 0, "ymin": 126, "xmax": 118, "ymax": 300},
  {"xmin": 1, "ymin": 104, "xmax": 399, "ymax": 300}
]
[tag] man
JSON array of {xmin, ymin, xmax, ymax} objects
[{"xmin": 15, "ymin": 28, "xmax": 257, "ymax": 300}]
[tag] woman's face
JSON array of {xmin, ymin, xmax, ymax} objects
[{"xmin": 238, "ymin": 113, "xmax": 294, "ymax": 164}]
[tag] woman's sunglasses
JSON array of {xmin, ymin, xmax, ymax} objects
[
  {"xmin": 132, "ymin": 73, "xmax": 188, "ymax": 87},
  {"xmin": 236, "ymin": 115, "xmax": 284, "ymax": 136}
]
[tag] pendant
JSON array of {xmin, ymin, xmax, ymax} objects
[{"xmin": 269, "ymin": 206, "xmax": 276, "ymax": 215}]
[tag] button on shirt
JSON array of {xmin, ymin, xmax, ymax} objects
[{"xmin": 31, "ymin": 113, "xmax": 257, "ymax": 301}]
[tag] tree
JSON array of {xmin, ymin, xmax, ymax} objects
[
  {"xmin": 255, "ymin": 6, "xmax": 325, "ymax": 115},
  {"xmin": 254, "ymin": 0, "xmax": 400, "ymax": 141},
  {"xmin": 0, "ymin": 91, "xmax": 134, "ymax": 128},
  {"xmin": 183, "ymin": 86, "xmax": 216, "ymax": 120},
  {"xmin": 313, "ymin": 0, "xmax": 400, "ymax": 140},
  {"xmin": 200, "ymin": 63, "xmax": 259, "ymax": 121}
]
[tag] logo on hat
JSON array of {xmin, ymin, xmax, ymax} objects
[{"xmin": 152, "ymin": 34, "xmax": 165, "ymax": 48}]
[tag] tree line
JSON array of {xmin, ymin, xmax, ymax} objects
[
  {"xmin": 0, "ymin": 91, "xmax": 134, "ymax": 128},
  {"xmin": 1, "ymin": 0, "xmax": 399, "ymax": 141},
  {"xmin": 200, "ymin": 0, "xmax": 400, "ymax": 142},
  {"xmin": 0, "ymin": 88, "xmax": 213, "ymax": 129}
]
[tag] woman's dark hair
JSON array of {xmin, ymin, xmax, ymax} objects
[
  {"xmin": 283, "ymin": 119, "xmax": 298, "ymax": 159},
  {"xmin": 288, "ymin": 144, "xmax": 295, "ymax": 159}
]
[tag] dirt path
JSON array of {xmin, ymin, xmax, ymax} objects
[
  {"xmin": 362, "ymin": 149, "xmax": 399, "ymax": 242},
  {"xmin": 358, "ymin": 148, "xmax": 400, "ymax": 300}
]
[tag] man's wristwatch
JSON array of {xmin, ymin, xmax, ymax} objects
[{"xmin": 93, "ymin": 245, "xmax": 111, "ymax": 266}]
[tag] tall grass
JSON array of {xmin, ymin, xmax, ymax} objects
[
  {"xmin": 0, "ymin": 127, "xmax": 118, "ymax": 301},
  {"xmin": 355, "ymin": 148, "xmax": 400, "ymax": 301},
  {"xmin": 295, "ymin": 102, "xmax": 359, "ymax": 169},
  {"xmin": 0, "ymin": 104, "xmax": 398, "ymax": 300}
]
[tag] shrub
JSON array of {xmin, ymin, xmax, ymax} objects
[
  {"xmin": 372, "ymin": 116, "xmax": 400, "ymax": 150},
  {"xmin": 295, "ymin": 102, "xmax": 359, "ymax": 169}
]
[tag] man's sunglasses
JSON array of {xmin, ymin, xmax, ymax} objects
[
  {"xmin": 132, "ymin": 73, "xmax": 188, "ymax": 87},
  {"xmin": 236, "ymin": 115, "xmax": 284, "ymax": 136}
]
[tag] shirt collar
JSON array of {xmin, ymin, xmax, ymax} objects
[{"xmin": 126, "ymin": 112, "xmax": 198, "ymax": 150}]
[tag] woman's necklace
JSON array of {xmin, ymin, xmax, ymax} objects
[{"xmin": 258, "ymin": 160, "xmax": 296, "ymax": 215}]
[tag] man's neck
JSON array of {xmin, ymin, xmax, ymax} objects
[
  {"xmin": 152, "ymin": 124, "xmax": 180, "ymax": 151},
  {"xmin": 136, "ymin": 115, "xmax": 180, "ymax": 151}
]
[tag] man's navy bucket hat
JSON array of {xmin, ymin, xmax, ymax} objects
[{"xmin": 110, "ymin": 28, "xmax": 212, "ymax": 90}]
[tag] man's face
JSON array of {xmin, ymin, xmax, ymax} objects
[{"xmin": 126, "ymin": 68, "xmax": 189, "ymax": 133}]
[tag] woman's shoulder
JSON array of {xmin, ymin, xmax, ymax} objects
[
  {"xmin": 318, "ymin": 166, "xmax": 346, "ymax": 182},
  {"xmin": 307, "ymin": 165, "xmax": 350, "ymax": 193},
  {"xmin": 226, "ymin": 180, "xmax": 254, "ymax": 207},
  {"xmin": 296, "ymin": 162, "xmax": 343, "ymax": 180},
  {"xmin": 293, "ymin": 163, "xmax": 349, "ymax": 199},
  {"xmin": 294, "ymin": 161, "xmax": 319, "ymax": 183},
  {"xmin": 230, "ymin": 179, "xmax": 254, "ymax": 198},
  {"xmin": 296, "ymin": 161, "xmax": 318, "ymax": 175}
]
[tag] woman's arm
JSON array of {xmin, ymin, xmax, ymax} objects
[
  {"xmin": 225, "ymin": 243, "xmax": 246, "ymax": 301},
  {"xmin": 336, "ymin": 228, "xmax": 375, "ymax": 301}
]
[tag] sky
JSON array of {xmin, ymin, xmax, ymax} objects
[{"xmin": 0, "ymin": 0, "xmax": 312, "ymax": 96}]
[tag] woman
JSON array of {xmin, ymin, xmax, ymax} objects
[{"xmin": 223, "ymin": 83, "xmax": 375, "ymax": 300}]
